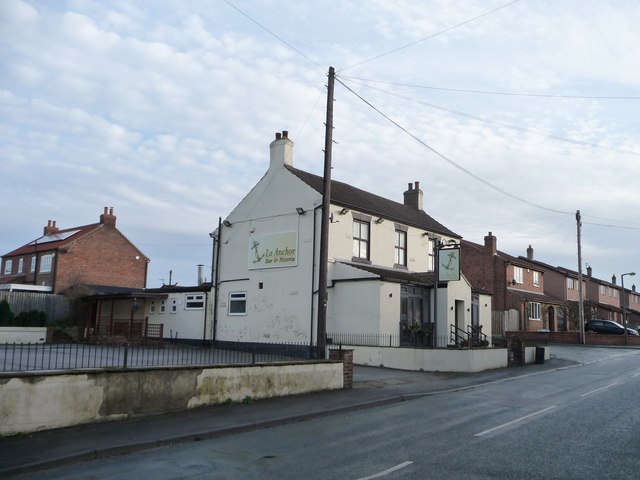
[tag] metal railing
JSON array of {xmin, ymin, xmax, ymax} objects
[
  {"xmin": 328, "ymin": 332, "xmax": 450, "ymax": 348},
  {"xmin": 0, "ymin": 342, "xmax": 319, "ymax": 373}
]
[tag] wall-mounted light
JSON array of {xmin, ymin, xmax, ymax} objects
[
  {"xmin": 223, "ymin": 220, "xmax": 231, "ymax": 227},
  {"xmin": 339, "ymin": 207, "xmax": 349, "ymax": 215},
  {"xmin": 296, "ymin": 207, "xmax": 305, "ymax": 215},
  {"xmin": 375, "ymin": 217, "xmax": 384, "ymax": 224}
]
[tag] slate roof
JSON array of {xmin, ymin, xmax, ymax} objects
[
  {"xmin": 336, "ymin": 260, "xmax": 441, "ymax": 287},
  {"xmin": 285, "ymin": 165, "xmax": 460, "ymax": 238},
  {"xmin": 3, "ymin": 223, "xmax": 101, "ymax": 257}
]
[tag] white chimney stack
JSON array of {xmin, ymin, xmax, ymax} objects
[{"xmin": 269, "ymin": 130, "xmax": 293, "ymax": 170}]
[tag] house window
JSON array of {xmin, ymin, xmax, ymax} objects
[
  {"xmin": 394, "ymin": 230, "xmax": 407, "ymax": 266},
  {"xmin": 3, "ymin": 260, "xmax": 12, "ymax": 275},
  {"xmin": 352, "ymin": 219, "xmax": 370, "ymax": 260},
  {"xmin": 229, "ymin": 292, "xmax": 247, "ymax": 315},
  {"xmin": 159, "ymin": 300, "xmax": 166, "ymax": 314},
  {"xmin": 514, "ymin": 266, "xmax": 523, "ymax": 284},
  {"xmin": 30, "ymin": 256, "xmax": 36, "ymax": 273},
  {"xmin": 149, "ymin": 300, "xmax": 156, "ymax": 313},
  {"xmin": 40, "ymin": 254, "xmax": 54, "ymax": 273},
  {"xmin": 567, "ymin": 278, "xmax": 574, "ymax": 290},
  {"xmin": 17, "ymin": 258, "xmax": 23, "ymax": 274},
  {"xmin": 599, "ymin": 285, "xmax": 606, "ymax": 295},
  {"xmin": 186, "ymin": 294, "xmax": 205, "ymax": 310},
  {"xmin": 528, "ymin": 302, "xmax": 541, "ymax": 321},
  {"xmin": 171, "ymin": 298, "xmax": 177, "ymax": 313},
  {"xmin": 533, "ymin": 271, "xmax": 540, "ymax": 286},
  {"xmin": 428, "ymin": 238, "xmax": 436, "ymax": 272}
]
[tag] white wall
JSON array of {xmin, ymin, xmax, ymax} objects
[
  {"xmin": 0, "ymin": 327, "xmax": 47, "ymax": 344},
  {"xmin": 216, "ymin": 164, "xmax": 320, "ymax": 343},
  {"xmin": 146, "ymin": 292, "xmax": 210, "ymax": 341}
]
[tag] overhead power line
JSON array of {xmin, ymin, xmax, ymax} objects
[
  {"xmin": 338, "ymin": 77, "xmax": 640, "ymax": 100},
  {"xmin": 222, "ymin": 0, "xmax": 325, "ymax": 71},
  {"xmin": 336, "ymin": 77, "xmax": 574, "ymax": 216},
  {"xmin": 341, "ymin": 77, "xmax": 640, "ymax": 157},
  {"xmin": 340, "ymin": 0, "xmax": 522, "ymax": 72}
]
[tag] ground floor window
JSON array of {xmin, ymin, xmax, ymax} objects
[
  {"xmin": 528, "ymin": 302, "xmax": 541, "ymax": 321},
  {"xmin": 229, "ymin": 292, "xmax": 247, "ymax": 315}
]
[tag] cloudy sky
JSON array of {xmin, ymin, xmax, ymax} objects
[{"xmin": 1, "ymin": 0, "xmax": 639, "ymax": 288}]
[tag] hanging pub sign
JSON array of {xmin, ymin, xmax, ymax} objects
[
  {"xmin": 438, "ymin": 246, "xmax": 460, "ymax": 282},
  {"xmin": 248, "ymin": 232, "xmax": 298, "ymax": 270}
]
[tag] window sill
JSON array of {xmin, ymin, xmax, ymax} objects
[{"xmin": 351, "ymin": 257, "xmax": 372, "ymax": 265}]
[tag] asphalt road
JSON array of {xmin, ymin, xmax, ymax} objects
[{"xmin": 10, "ymin": 346, "xmax": 640, "ymax": 479}]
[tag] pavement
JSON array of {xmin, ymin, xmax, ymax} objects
[{"xmin": 0, "ymin": 349, "xmax": 583, "ymax": 477}]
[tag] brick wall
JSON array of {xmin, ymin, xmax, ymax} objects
[
  {"xmin": 506, "ymin": 330, "xmax": 640, "ymax": 346},
  {"xmin": 55, "ymin": 226, "xmax": 147, "ymax": 293},
  {"xmin": 329, "ymin": 348, "xmax": 353, "ymax": 389}
]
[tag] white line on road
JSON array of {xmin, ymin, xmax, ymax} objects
[
  {"xmin": 580, "ymin": 382, "xmax": 621, "ymax": 397},
  {"xmin": 357, "ymin": 461, "xmax": 414, "ymax": 479},
  {"xmin": 474, "ymin": 406, "xmax": 557, "ymax": 437}
]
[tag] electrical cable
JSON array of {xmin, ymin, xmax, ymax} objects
[
  {"xmin": 340, "ymin": 0, "xmax": 521, "ymax": 72},
  {"xmin": 341, "ymin": 77, "xmax": 640, "ymax": 156},
  {"xmin": 336, "ymin": 76, "xmax": 575, "ymax": 216}
]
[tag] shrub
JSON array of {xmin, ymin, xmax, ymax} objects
[
  {"xmin": 14, "ymin": 310, "xmax": 47, "ymax": 327},
  {"xmin": 0, "ymin": 300, "xmax": 14, "ymax": 326}
]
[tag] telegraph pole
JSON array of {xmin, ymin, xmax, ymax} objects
[
  {"xmin": 576, "ymin": 210, "xmax": 585, "ymax": 344},
  {"xmin": 317, "ymin": 66, "xmax": 335, "ymax": 357}
]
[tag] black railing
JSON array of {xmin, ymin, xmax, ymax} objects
[
  {"xmin": 0, "ymin": 342, "xmax": 319, "ymax": 373},
  {"xmin": 328, "ymin": 332, "xmax": 450, "ymax": 348}
]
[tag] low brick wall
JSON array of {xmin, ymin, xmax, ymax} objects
[
  {"xmin": 507, "ymin": 331, "xmax": 640, "ymax": 346},
  {"xmin": 0, "ymin": 361, "xmax": 343, "ymax": 436}
]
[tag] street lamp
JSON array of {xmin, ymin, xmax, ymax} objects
[{"xmin": 621, "ymin": 272, "xmax": 635, "ymax": 344}]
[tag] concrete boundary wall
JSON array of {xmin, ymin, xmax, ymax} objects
[
  {"xmin": 0, "ymin": 361, "xmax": 343, "ymax": 436},
  {"xmin": 350, "ymin": 346, "xmax": 509, "ymax": 372},
  {"xmin": 0, "ymin": 327, "xmax": 47, "ymax": 344}
]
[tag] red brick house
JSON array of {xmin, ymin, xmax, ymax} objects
[
  {"xmin": 1, "ymin": 207, "xmax": 149, "ymax": 294},
  {"xmin": 461, "ymin": 232, "xmax": 566, "ymax": 335}
]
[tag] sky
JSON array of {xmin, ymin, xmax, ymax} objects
[{"xmin": 1, "ymin": 0, "xmax": 639, "ymax": 289}]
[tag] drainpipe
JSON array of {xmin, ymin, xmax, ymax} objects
[
  {"xmin": 202, "ymin": 289, "xmax": 209, "ymax": 346},
  {"xmin": 212, "ymin": 216, "xmax": 222, "ymax": 343}
]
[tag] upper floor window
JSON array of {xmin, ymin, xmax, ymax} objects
[
  {"xmin": 533, "ymin": 271, "xmax": 540, "ymax": 286},
  {"xmin": 149, "ymin": 300, "xmax": 156, "ymax": 313},
  {"xmin": 30, "ymin": 256, "xmax": 36, "ymax": 273},
  {"xmin": 427, "ymin": 238, "xmax": 436, "ymax": 272},
  {"xmin": 186, "ymin": 294, "xmax": 205, "ymax": 310},
  {"xmin": 171, "ymin": 298, "xmax": 178, "ymax": 313},
  {"xmin": 599, "ymin": 285, "xmax": 606, "ymax": 295},
  {"xmin": 352, "ymin": 219, "xmax": 370, "ymax": 260},
  {"xmin": 3, "ymin": 260, "xmax": 12, "ymax": 275},
  {"xmin": 394, "ymin": 230, "xmax": 407, "ymax": 266},
  {"xmin": 39, "ymin": 254, "xmax": 54, "ymax": 273},
  {"xmin": 528, "ymin": 302, "xmax": 541, "ymax": 320},
  {"xmin": 567, "ymin": 278, "xmax": 574, "ymax": 290},
  {"xmin": 514, "ymin": 266, "xmax": 523, "ymax": 284},
  {"xmin": 17, "ymin": 258, "xmax": 24, "ymax": 274},
  {"xmin": 159, "ymin": 300, "xmax": 166, "ymax": 314}
]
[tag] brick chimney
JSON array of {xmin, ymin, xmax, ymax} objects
[
  {"xmin": 99, "ymin": 207, "xmax": 117, "ymax": 227},
  {"xmin": 269, "ymin": 130, "xmax": 293, "ymax": 171},
  {"xmin": 586, "ymin": 265, "xmax": 592, "ymax": 278},
  {"xmin": 403, "ymin": 181, "xmax": 423, "ymax": 210},
  {"xmin": 526, "ymin": 245, "xmax": 533, "ymax": 260},
  {"xmin": 43, "ymin": 220, "xmax": 60, "ymax": 236},
  {"xmin": 611, "ymin": 274, "xmax": 616, "ymax": 285},
  {"xmin": 485, "ymin": 232, "xmax": 497, "ymax": 256}
]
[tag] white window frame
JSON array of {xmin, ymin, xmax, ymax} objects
[
  {"xmin": 40, "ymin": 254, "xmax": 54, "ymax": 273},
  {"xmin": 17, "ymin": 258, "xmax": 23, "ymax": 274},
  {"xmin": 185, "ymin": 294, "xmax": 205, "ymax": 310},
  {"xmin": 3, "ymin": 259, "xmax": 12, "ymax": 275},
  {"xmin": 567, "ymin": 278, "xmax": 574, "ymax": 290},
  {"xmin": 149, "ymin": 300, "xmax": 156, "ymax": 314},
  {"xmin": 30, "ymin": 256, "xmax": 36, "ymax": 273},
  {"xmin": 528, "ymin": 302, "xmax": 541, "ymax": 321},
  {"xmin": 427, "ymin": 238, "xmax": 436, "ymax": 272},
  {"xmin": 533, "ymin": 271, "xmax": 540, "ymax": 286},
  {"xmin": 159, "ymin": 300, "xmax": 166, "ymax": 314},
  {"xmin": 394, "ymin": 230, "xmax": 407, "ymax": 266},
  {"xmin": 171, "ymin": 298, "xmax": 178, "ymax": 313},
  {"xmin": 514, "ymin": 266, "xmax": 524, "ymax": 284},
  {"xmin": 228, "ymin": 291, "xmax": 247, "ymax": 316}
]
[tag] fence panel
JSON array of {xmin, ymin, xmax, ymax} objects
[{"xmin": 0, "ymin": 291, "xmax": 69, "ymax": 322}]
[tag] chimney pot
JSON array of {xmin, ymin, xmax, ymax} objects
[
  {"xmin": 282, "ymin": 130, "xmax": 288, "ymax": 138},
  {"xmin": 612, "ymin": 275, "xmax": 616, "ymax": 285},
  {"xmin": 275, "ymin": 132, "xmax": 281, "ymax": 140},
  {"xmin": 415, "ymin": 181, "xmax": 420, "ymax": 190},
  {"xmin": 527, "ymin": 244, "xmax": 533, "ymax": 261}
]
